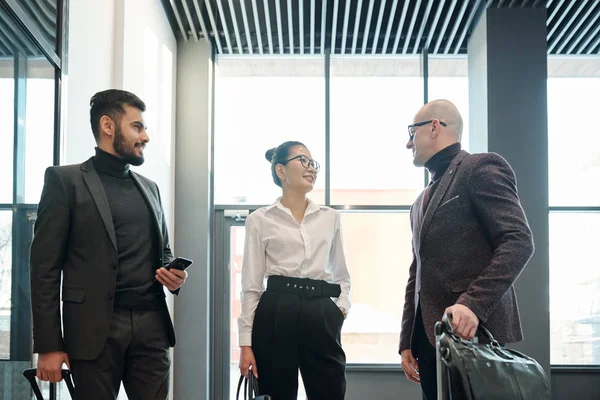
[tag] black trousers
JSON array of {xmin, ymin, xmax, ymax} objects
[
  {"xmin": 69, "ymin": 308, "xmax": 171, "ymax": 400},
  {"xmin": 252, "ymin": 278, "xmax": 347, "ymax": 400},
  {"xmin": 413, "ymin": 305, "xmax": 438, "ymax": 400}
]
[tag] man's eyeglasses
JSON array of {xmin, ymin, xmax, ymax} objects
[
  {"xmin": 407, "ymin": 120, "xmax": 447, "ymax": 141},
  {"xmin": 285, "ymin": 155, "xmax": 320, "ymax": 173}
]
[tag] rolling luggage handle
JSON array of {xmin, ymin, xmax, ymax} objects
[
  {"xmin": 440, "ymin": 313, "xmax": 497, "ymax": 345},
  {"xmin": 23, "ymin": 368, "xmax": 75, "ymax": 400},
  {"xmin": 440, "ymin": 313, "xmax": 516, "ymax": 360}
]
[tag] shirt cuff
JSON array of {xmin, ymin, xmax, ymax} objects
[
  {"xmin": 239, "ymin": 331, "xmax": 252, "ymax": 347},
  {"xmin": 335, "ymin": 297, "xmax": 351, "ymax": 314}
]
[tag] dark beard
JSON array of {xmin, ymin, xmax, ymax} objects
[{"xmin": 113, "ymin": 125, "xmax": 144, "ymax": 166}]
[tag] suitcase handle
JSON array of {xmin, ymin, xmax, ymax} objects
[
  {"xmin": 23, "ymin": 368, "xmax": 75, "ymax": 400},
  {"xmin": 441, "ymin": 313, "xmax": 500, "ymax": 347}
]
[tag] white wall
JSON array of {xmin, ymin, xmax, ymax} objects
[
  {"xmin": 65, "ymin": 0, "xmax": 178, "ymax": 397},
  {"xmin": 64, "ymin": 0, "xmax": 115, "ymax": 165},
  {"xmin": 66, "ymin": 0, "xmax": 176, "ymax": 220}
]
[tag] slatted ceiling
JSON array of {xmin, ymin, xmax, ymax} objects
[
  {"xmin": 162, "ymin": 0, "xmax": 600, "ymax": 56},
  {"xmin": 548, "ymin": 0, "xmax": 600, "ymax": 55},
  {"xmin": 16, "ymin": 0, "xmax": 57, "ymax": 45},
  {"xmin": 0, "ymin": 1, "xmax": 53, "ymax": 57},
  {"xmin": 0, "ymin": 10, "xmax": 41, "ymax": 57}
]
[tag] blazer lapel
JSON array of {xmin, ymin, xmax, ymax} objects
[
  {"xmin": 130, "ymin": 172, "xmax": 163, "ymax": 248},
  {"xmin": 413, "ymin": 188, "xmax": 427, "ymax": 246},
  {"xmin": 81, "ymin": 159, "xmax": 118, "ymax": 252},
  {"xmin": 419, "ymin": 150, "xmax": 469, "ymax": 246}
]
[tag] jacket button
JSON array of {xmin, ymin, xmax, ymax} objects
[
  {"xmin": 108, "ymin": 292, "xmax": 114, "ymax": 299},
  {"xmin": 112, "ymin": 261, "xmax": 117, "ymax": 269}
]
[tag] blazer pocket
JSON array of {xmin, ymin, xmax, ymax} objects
[
  {"xmin": 62, "ymin": 286, "xmax": 86, "ymax": 303},
  {"xmin": 438, "ymin": 195, "xmax": 460, "ymax": 209},
  {"xmin": 450, "ymin": 278, "xmax": 473, "ymax": 293}
]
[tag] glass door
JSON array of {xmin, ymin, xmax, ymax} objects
[
  {"xmin": 213, "ymin": 209, "xmax": 308, "ymax": 400},
  {"xmin": 228, "ymin": 222, "xmax": 246, "ymax": 399}
]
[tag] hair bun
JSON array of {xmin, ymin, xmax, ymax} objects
[{"xmin": 265, "ymin": 148, "xmax": 276, "ymax": 162}]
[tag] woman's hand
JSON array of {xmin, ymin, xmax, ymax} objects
[{"xmin": 239, "ymin": 346, "xmax": 258, "ymax": 378}]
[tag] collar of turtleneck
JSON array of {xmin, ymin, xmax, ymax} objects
[
  {"xmin": 424, "ymin": 142, "xmax": 461, "ymax": 182},
  {"xmin": 93, "ymin": 147, "xmax": 130, "ymax": 179}
]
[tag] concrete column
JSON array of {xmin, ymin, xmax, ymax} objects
[
  {"xmin": 468, "ymin": 7, "xmax": 550, "ymax": 375},
  {"xmin": 173, "ymin": 40, "xmax": 213, "ymax": 399}
]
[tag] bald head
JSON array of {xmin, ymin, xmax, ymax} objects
[
  {"xmin": 416, "ymin": 99, "xmax": 463, "ymax": 141},
  {"xmin": 407, "ymin": 99, "xmax": 464, "ymax": 167}
]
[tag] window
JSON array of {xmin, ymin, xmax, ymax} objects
[
  {"xmin": 427, "ymin": 57, "xmax": 470, "ymax": 152},
  {"xmin": 214, "ymin": 54, "xmax": 471, "ymax": 383},
  {"xmin": 0, "ymin": 59, "xmax": 15, "ymax": 203},
  {"xmin": 548, "ymin": 58, "xmax": 600, "ymax": 365},
  {"xmin": 0, "ymin": 0, "xmax": 66, "ymax": 396},
  {"xmin": 0, "ymin": 210, "xmax": 12, "ymax": 359},
  {"xmin": 214, "ymin": 58, "xmax": 326, "ymax": 205},
  {"xmin": 330, "ymin": 57, "xmax": 424, "ymax": 206},
  {"xmin": 549, "ymin": 212, "xmax": 600, "ymax": 365},
  {"xmin": 339, "ymin": 212, "xmax": 412, "ymax": 363},
  {"xmin": 25, "ymin": 60, "xmax": 56, "ymax": 203}
]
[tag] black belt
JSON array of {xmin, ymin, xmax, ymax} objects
[{"xmin": 266, "ymin": 275, "xmax": 341, "ymax": 298}]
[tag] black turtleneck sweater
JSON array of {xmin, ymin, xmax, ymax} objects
[
  {"xmin": 422, "ymin": 143, "xmax": 462, "ymax": 210},
  {"xmin": 425, "ymin": 142, "xmax": 462, "ymax": 182},
  {"xmin": 93, "ymin": 148, "xmax": 163, "ymax": 310}
]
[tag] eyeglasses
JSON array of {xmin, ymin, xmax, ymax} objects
[
  {"xmin": 285, "ymin": 155, "xmax": 320, "ymax": 173},
  {"xmin": 407, "ymin": 120, "xmax": 447, "ymax": 141}
]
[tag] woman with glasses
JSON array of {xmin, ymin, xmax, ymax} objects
[{"xmin": 238, "ymin": 141, "xmax": 351, "ymax": 400}]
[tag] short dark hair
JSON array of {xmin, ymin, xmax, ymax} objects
[
  {"xmin": 89, "ymin": 89, "xmax": 146, "ymax": 142},
  {"xmin": 265, "ymin": 141, "xmax": 306, "ymax": 187}
]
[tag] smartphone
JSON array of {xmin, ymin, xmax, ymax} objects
[{"xmin": 164, "ymin": 257, "xmax": 193, "ymax": 271}]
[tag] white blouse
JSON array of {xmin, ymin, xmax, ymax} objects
[{"xmin": 237, "ymin": 198, "xmax": 351, "ymax": 346}]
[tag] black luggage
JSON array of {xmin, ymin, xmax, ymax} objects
[
  {"xmin": 22, "ymin": 369, "xmax": 75, "ymax": 400},
  {"xmin": 435, "ymin": 314, "xmax": 551, "ymax": 400}
]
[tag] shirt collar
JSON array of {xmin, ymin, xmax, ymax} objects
[{"xmin": 266, "ymin": 197, "xmax": 321, "ymax": 218}]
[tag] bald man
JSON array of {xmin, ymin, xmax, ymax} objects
[{"xmin": 398, "ymin": 100, "xmax": 534, "ymax": 399}]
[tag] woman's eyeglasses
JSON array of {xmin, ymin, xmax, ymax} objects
[{"xmin": 284, "ymin": 155, "xmax": 320, "ymax": 173}]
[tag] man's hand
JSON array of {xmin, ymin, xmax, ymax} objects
[
  {"xmin": 444, "ymin": 304, "xmax": 479, "ymax": 340},
  {"xmin": 156, "ymin": 267, "xmax": 188, "ymax": 291},
  {"xmin": 37, "ymin": 351, "xmax": 70, "ymax": 383},
  {"xmin": 400, "ymin": 349, "xmax": 420, "ymax": 383}
]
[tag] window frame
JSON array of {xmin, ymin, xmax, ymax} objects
[
  {"xmin": 0, "ymin": 0, "xmax": 68, "ymax": 362},
  {"xmin": 210, "ymin": 51, "xmax": 475, "ymax": 394},
  {"xmin": 547, "ymin": 59, "xmax": 600, "ymax": 367}
]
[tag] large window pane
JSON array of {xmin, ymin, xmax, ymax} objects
[
  {"xmin": 427, "ymin": 57, "xmax": 469, "ymax": 152},
  {"xmin": 340, "ymin": 212, "xmax": 411, "ymax": 364},
  {"xmin": 0, "ymin": 59, "xmax": 14, "ymax": 203},
  {"xmin": 0, "ymin": 210, "xmax": 12, "ymax": 359},
  {"xmin": 330, "ymin": 58, "xmax": 424, "ymax": 206},
  {"xmin": 24, "ymin": 58, "xmax": 55, "ymax": 204},
  {"xmin": 215, "ymin": 58, "xmax": 325, "ymax": 205},
  {"xmin": 550, "ymin": 212, "xmax": 600, "ymax": 365},
  {"xmin": 548, "ymin": 75, "xmax": 600, "ymax": 206}
]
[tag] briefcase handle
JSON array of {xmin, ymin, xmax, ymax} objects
[
  {"xmin": 23, "ymin": 368, "xmax": 75, "ymax": 400},
  {"xmin": 441, "ymin": 313, "xmax": 500, "ymax": 347}
]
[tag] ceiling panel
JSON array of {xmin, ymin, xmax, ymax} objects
[{"xmin": 162, "ymin": 0, "xmax": 600, "ymax": 55}]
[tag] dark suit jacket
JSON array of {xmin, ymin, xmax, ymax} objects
[
  {"xmin": 399, "ymin": 150, "xmax": 534, "ymax": 351},
  {"xmin": 30, "ymin": 157, "xmax": 176, "ymax": 360}
]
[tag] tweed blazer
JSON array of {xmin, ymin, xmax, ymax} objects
[{"xmin": 399, "ymin": 150, "xmax": 534, "ymax": 351}]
